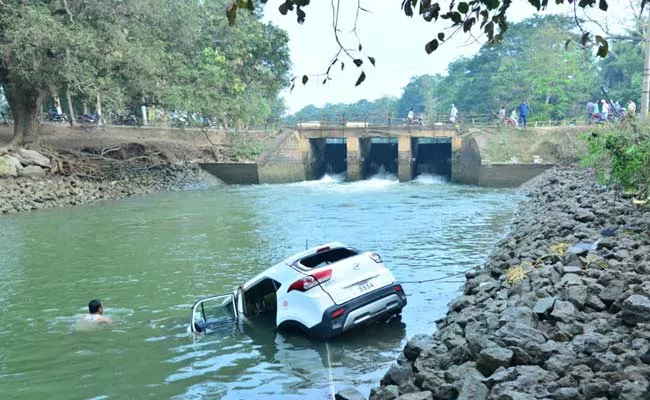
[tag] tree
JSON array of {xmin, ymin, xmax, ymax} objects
[
  {"xmin": 230, "ymin": 0, "xmax": 631, "ymax": 70},
  {"xmin": 0, "ymin": 0, "xmax": 291, "ymax": 147}
]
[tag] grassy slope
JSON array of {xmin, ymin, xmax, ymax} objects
[{"xmin": 470, "ymin": 125, "xmax": 590, "ymax": 164}]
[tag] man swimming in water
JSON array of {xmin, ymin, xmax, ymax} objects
[{"xmin": 81, "ymin": 299, "xmax": 113, "ymax": 324}]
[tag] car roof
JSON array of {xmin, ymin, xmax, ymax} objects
[{"xmin": 240, "ymin": 242, "xmax": 351, "ymax": 290}]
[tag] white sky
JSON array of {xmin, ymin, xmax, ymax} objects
[{"xmin": 263, "ymin": 0, "xmax": 631, "ymax": 114}]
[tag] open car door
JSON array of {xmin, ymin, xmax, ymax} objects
[{"xmin": 189, "ymin": 293, "xmax": 237, "ymax": 334}]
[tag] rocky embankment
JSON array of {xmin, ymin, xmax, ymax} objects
[
  {"xmin": 1, "ymin": 148, "xmax": 207, "ymax": 214},
  {"xmin": 363, "ymin": 168, "xmax": 650, "ymax": 400}
]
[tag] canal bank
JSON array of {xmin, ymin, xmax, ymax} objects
[{"xmin": 363, "ymin": 167, "xmax": 650, "ymax": 400}]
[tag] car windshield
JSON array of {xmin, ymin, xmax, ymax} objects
[{"xmin": 299, "ymin": 247, "xmax": 359, "ymax": 269}]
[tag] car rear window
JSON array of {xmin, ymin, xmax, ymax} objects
[{"xmin": 299, "ymin": 247, "xmax": 359, "ymax": 269}]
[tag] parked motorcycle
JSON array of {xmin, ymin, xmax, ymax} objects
[
  {"xmin": 77, "ymin": 113, "xmax": 99, "ymax": 124},
  {"xmin": 46, "ymin": 108, "xmax": 68, "ymax": 123}
]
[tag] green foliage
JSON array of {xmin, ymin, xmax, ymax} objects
[
  {"xmin": 581, "ymin": 123, "xmax": 650, "ymax": 198},
  {"xmin": 0, "ymin": 0, "xmax": 291, "ymax": 143},
  {"xmin": 227, "ymin": 132, "xmax": 265, "ymax": 161},
  {"xmin": 286, "ymin": 96, "xmax": 399, "ymax": 124}
]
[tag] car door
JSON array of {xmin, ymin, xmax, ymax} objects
[{"xmin": 190, "ymin": 294, "xmax": 237, "ymax": 334}]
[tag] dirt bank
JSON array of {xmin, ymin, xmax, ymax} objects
[
  {"xmin": 0, "ymin": 124, "xmax": 287, "ymax": 215},
  {"xmin": 365, "ymin": 167, "xmax": 650, "ymax": 400}
]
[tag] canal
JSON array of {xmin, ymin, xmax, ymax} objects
[{"xmin": 0, "ymin": 174, "xmax": 518, "ymax": 399}]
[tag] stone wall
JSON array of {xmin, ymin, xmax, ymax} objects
[{"xmin": 366, "ymin": 167, "xmax": 650, "ymax": 400}]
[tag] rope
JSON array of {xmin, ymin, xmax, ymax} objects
[
  {"xmin": 325, "ymin": 341, "xmax": 336, "ymax": 400},
  {"xmin": 400, "ymin": 266, "xmax": 477, "ymax": 285},
  {"xmin": 401, "ymin": 243, "xmax": 572, "ymax": 286}
]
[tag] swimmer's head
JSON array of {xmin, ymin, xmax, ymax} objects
[{"xmin": 88, "ymin": 299, "xmax": 103, "ymax": 314}]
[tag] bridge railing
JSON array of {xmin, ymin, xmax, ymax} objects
[{"xmin": 291, "ymin": 112, "xmax": 583, "ymax": 129}]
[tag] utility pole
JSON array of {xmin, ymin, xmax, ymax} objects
[{"xmin": 642, "ymin": 6, "xmax": 650, "ymax": 117}]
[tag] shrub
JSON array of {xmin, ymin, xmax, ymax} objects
[{"xmin": 581, "ymin": 121, "xmax": 650, "ymax": 198}]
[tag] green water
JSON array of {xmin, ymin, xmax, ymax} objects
[{"xmin": 0, "ymin": 174, "xmax": 518, "ymax": 399}]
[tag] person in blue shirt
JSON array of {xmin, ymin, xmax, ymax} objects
[{"xmin": 518, "ymin": 100, "xmax": 529, "ymax": 127}]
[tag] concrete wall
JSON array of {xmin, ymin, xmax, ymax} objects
[
  {"xmin": 479, "ymin": 163, "xmax": 554, "ymax": 187},
  {"xmin": 199, "ymin": 163, "xmax": 259, "ymax": 184},
  {"xmin": 451, "ymin": 137, "xmax": 482, "ymax": 185},
  {"xmin": 397, "ymin": 136, "xmax": 412, "ymax": 182},
  {"xmin": 257, "ymin": 131, "xmax": 308, "ymax": 184},
  {"xmin": 346, "ymin": 137, "xmax": 362, "ymax": 182}
]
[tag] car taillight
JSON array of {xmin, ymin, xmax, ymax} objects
[
  {"xmin": 288, "ymin": 269, "xmax": 332, "ymax": 292},
  {"xmin": 369, "ymin": 252, "xmax": 382, "ymax": 263},
  {"xmin": 331, "ymin": 308, "xmax": 345, "ymax": 319},
  {"xmin": 394, "ymin": 284, "xmax": 403, "ymax": 292}
]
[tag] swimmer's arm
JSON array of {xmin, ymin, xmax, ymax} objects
[{"xmin": 100, "ymin": 315, "xmax": 114, "ymax": 324}]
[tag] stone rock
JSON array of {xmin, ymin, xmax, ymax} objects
[
  {"xmin": 550, "ymin": 300, "xmax": 578, "ymax": 323},
  {"xmin": 565, "ymin": 285, "xmax": 588, "ymax": 310},
  {"xmin": 382, "ymin": 363, "xmax": 414, "ymax": 387},
  {"xmin": 585, "ymin": 294, "xmax": 607, "ymax": 311},
  {"xmin": 598, "ymin": 282, "xmax": 624, "ymax": 306},
  {"xmin": 617, "ymin": 379, "xmax": 650, "ymax": 400},
  {"xmin": 571, "ymin": 333, "xmax": 611, "ymax": 355},
  {"xmin": 499, "ymin": 306, "xmax": 535, "ymax": 326},
  {"xmin": 397, "ymin": 392, "xmax": 433, "ymax": 400},
  {"xmin": 562, "ymin": 266, "xmax": 584, "ymax": 275},
  {"xmin": 575, "ymin": 210, "xmax": 595, "ymax": 222},
  {"xmin": 534, "ymin": 296, "xmax": 557, "ymax": 315},
  {"xmin": 404, "ymin": 335, "xmax": 435, "ymax": 361},
  {"xmin": 0, "ymin": 155, "xmax": 18, "ymax": 177},
  {"xmin": 14, "ymin": 148, "xmax": 51, "ymax": 168},
  {"xmin": 335, "ymin": 388, "xmax": 365, "ymax": 400},
  {"xmin": 398, "ymin": 381, "xmax": 420, "ymax": 395},
  {"xmin": 621, "ymin": 295, "xmax": 650, "ymax": 326},
  {"xmin": 457, "ymin": 374, "xmax": 489, "ymax": 400},
  {"xmin": 495, "ymin": 322, "xmax": 547, "ymax": 347},
  {"xmin": 18, "ymin": 165, "xmax": 46, "ymax": 178},
  {"xmin": 579, "ymin": 378, "xmax": 610, "ymax": 398},
  {"xmin": 370, "ymin": 385, "xmax": 399, "ymax": 400},
  {"xmin": 559, "ymin": 274, "xmax": 584, "ymax": 287},
  {"xmin": 477, "ymin": 346, "xmax": 513, "ymax": 376},
  {"xmin": 551, "ymin": 387, "xmax": 583, "ymax": 400}
]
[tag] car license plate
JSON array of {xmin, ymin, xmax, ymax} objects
[{"xmin": 357, "ymin": 281, "xmax": 375, "ymax": 294}]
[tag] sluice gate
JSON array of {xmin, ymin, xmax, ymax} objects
[
  {"xmin": 411, "ymin": 137, "xmax": 452, "ymax": 180},
  {"xmin": 309, "ymin": 138, "xmax": 347, "ymax": 179},
  {"xmin": 360, "ymin": 137, "xmax": 399, "ymax": 178}
]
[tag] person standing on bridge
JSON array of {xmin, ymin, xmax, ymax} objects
[
  {"xmin": 449, "ymin": 104, "xmax": 458, "ymax": 125},
  {"xmin": 407, "ymin": 108, "xmax": 415, "ymax": 124},
  {"xmin": 518, "ymin": 100, "xmax": 529, "ymax": 128}
]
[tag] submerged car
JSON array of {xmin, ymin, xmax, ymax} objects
[{"xmin": 188, "ymin": 242, "xmax": 407, "ymax": 339}]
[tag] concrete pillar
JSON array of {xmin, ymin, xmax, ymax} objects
[
  {"xmin": 397, "ymin": 135, "xmax": 412, "ymax": 182},
  {"xmin": 346, "ymin": 136, "xmax": 362, "ymax": 181}
]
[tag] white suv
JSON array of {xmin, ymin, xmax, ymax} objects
[{"xmin": 189, "ymin": 242, "xmax": 407, "ymax": 339}]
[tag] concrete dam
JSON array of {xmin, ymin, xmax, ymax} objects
[{"xmin": 200, "ymin": 125, "xmax": 553, "ymax": 186}]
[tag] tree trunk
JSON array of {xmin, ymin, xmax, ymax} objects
[
  {"xmin": 642, "ymin": 8, "xmax": 650, "ymax": 117},
  {"xmin": 5, "ymin": 83, "xmax": 42, "ymax": 147},
  {"xmin": 96, "ymin": 93, "xmax": 103, "ymax": 126},
  {"xmin": 66, "ymin": 88, "xmax": 75, "ymax": 126}
]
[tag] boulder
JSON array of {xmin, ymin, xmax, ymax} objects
[
  {"xmin": 397, "ymin": 392, "xmax": 433, "ymax": 400},
  {"xmin": 621, "ymin": 295, "xmax": 650, "ymax": 326},
  {"xmin": 335, "ymin": 388, "xmax": 365, "ymax": 400},
  {"xmin": 18, "ymin": 165, "xmax": 46, "ymax": 178},
  {"xmin": 403, "ymin": 335, "xmax": 436, "ymax": 361},
  {"xmin": 550, "ymin": 300, "xmax": 578, "ymax": 323},
  {"xmin": 0, "ymin": 155, "xmax": 18, "ymax": 177},
  {"xmin": 14, "ymin": 148, "xmax": 51, "ymax": 168},
  {"xmin": 534, "ymin": 297, "xmax": 557, "ymax": 315},
  {"xmin": 457, "ymin": 374, "xmax": 489, "ymax": 400},
  {"xmin": 477, "ymin": 346, "xmax": 513, "ymax": 376},
  {"xmin": 369, "ymin": 385, "xmax": 399, "ymax": 400},
  {"xmin": 381, "ymin": 363, "xmax": 414, "ymax": 386}
]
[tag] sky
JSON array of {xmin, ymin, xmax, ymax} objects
[{"xmin": 263, "ymin": 0, "xmax": 632, "ymax": 114}]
